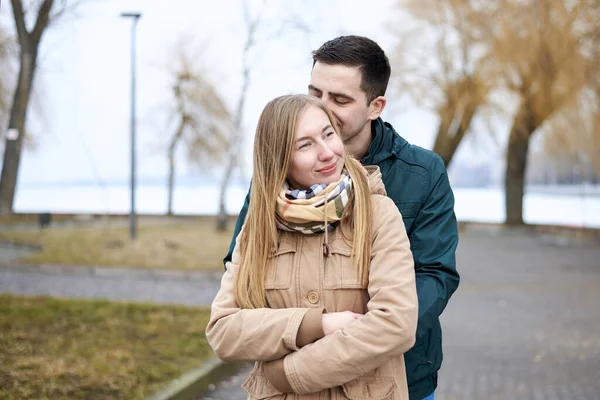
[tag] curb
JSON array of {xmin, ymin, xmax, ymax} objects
[{"xmin": 145, "ymin": 358, "xmax": 248, "ymax": 400}]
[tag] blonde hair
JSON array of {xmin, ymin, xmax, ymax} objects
[{"xmin": 235, "ymin": 94, "xmax": 372, "ymax": 309}]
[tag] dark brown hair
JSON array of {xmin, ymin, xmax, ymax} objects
[{"xmin": 312, "ymin": 35, "xmax": 391, "ymax": 104}]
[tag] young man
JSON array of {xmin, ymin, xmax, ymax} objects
[{"xmin": 224, "ymin": 35, "xmax": 460, "ymax": 400}]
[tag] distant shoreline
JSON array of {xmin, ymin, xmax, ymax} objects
[
  {"xmin": 18, "ymin": 181, "xmax": 600, "ymax": 197},
  {"xmin": 9, "ymin": 184, "xmax": 600, "ymax": 229}
]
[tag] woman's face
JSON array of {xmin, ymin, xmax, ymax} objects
[{"xmin": 288, "ymin": 105, "xmax": 345, "ymax": 190}]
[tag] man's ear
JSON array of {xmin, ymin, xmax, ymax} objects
[{"xmin": 368, "ymin": 96, "xmax": 387, "ymax": 120}]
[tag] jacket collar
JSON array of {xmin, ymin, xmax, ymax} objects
[{"xmin": 360, "ymin": 117, "xmax": 408, "ymax": 165}]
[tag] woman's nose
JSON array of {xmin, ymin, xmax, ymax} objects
[{"xmin": 319, "ymin": 143, "xmax": 335, "ymax": 160}]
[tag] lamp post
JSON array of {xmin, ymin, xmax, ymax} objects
[{"xmin": 120, "ymin": 12, "xmax": 141, "ymax": 240}]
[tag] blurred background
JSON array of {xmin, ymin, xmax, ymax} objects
[
  {"xmin": 0, "ymin": 1, "xmax": 598, "ymax": 400},
  {"xmin": 0, "ymin": 0, "xmax": 597, "ymax": 227}
]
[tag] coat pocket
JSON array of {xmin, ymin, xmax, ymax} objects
[
  {"xmin": 341, "ymin": 376, "xmax": 397, "ymax": 400},
  {"xmin": 394, "ymin": 201, "xmax": 420, "ymax": 235},
  {"xmin": 265, "ymin": 239, "xmax": 296, "ymax": 290},
  {"xmin": 324, "ymin": 237, "xmax": 366, "ymax": 290},
  {"xmin": 241, "ymin": 370, "xmax": 286, "ymax": 399}
]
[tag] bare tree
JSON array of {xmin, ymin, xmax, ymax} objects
[
  {"xmin": 391, "ymin": 0, "xmax": 493, "ymax": 168},
  {"xmin": 431, "ymin": 74, "xmax": 489, "ymax": 167},
  {"xmin": 541, "ymin": 87, "xmax": 600, "ymax": 181},
  {"xmin": 215, "ymin": 0, "xmax": 263, "ymax": 231},
  {"xmin": 395, "ymin": 0, "xmax": 599, "ymax": 224},
  {"xmin": 165, "ymin": 46, "xmax": 231, "ymax": 215},
  {"xmin": 215, "ymin": 0, "xmax": 311, "ymax": 231},
  {"xmin": 0, "ymin": 0, "xmax": 79, "ymax": 214},
  {"xmin": 495, "ymin": 0, "xmax": 593, "ymax": 224},
  {"xmin": 543, "ymin": 0, "xmax": 600, "ymax": 179}
]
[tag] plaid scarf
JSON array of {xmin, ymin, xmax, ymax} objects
[{"xmin": 275, "ymin": 170, "xmax": 352, "ymax": 234}]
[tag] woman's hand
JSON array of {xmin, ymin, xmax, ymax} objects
[{"xmin": 321, "ymin": 311, "xmax": 363, "ymax": 335}]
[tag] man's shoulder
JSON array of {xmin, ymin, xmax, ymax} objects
[
  {"xmin": 382, "ymin": 125, "xmax": 444, "ymax": 176},
  {"xmin": 371, "ymin": 119, "xmax": 446, "ymax": 186}
]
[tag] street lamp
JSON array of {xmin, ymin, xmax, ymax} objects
[{"xmin": 120, "ymin": 12, "xmax": 141, "ymax": 240}]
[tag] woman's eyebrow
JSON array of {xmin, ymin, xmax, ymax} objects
[{"xmin": 295, "ymin": 125, "xmax": 332, "ymax": 142}]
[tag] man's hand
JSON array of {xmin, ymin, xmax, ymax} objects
[{"xmin": 321, "ymin": 311, "xmax": 363, "ymax": 335}]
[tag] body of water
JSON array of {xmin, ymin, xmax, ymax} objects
[{"xmin": 13, "ymin": 183, "xmax": 600, "ymax": 228}]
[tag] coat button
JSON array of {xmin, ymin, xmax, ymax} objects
[{"xmin": 307, "ymin": 291, "xmax": 319, "ymax": 304}]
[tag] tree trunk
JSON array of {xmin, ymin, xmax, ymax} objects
[
  {"xmin": 0, "ymin": 52, "xmax": 35, "ymax": 214},
  {"xmin": 166, "ymin": 118, "xmax": 185, "ymax": 216},
  {"xmin": 216, "ymin": 158, "xmax": 234, "ymax": 231},
  {"xmin": 167, "ymin": 154, "xmax": 175, "ymax": 216},
  {"xmin": 1, "ymin": 0, "xmax": 53, "ymax": 214},
  {"xmin": 504, "ymin": 106, "xmax": 538, "ymax": 225},
  {"xmin": 216, "ymin": 85, "xmax": 246, "ymax": 232},
  {"xmin": 216, "ymin": 3, "xmax": 258, "ymax": 231},
  {"xmin": 431, "ymin": 98, "xmax": 478, "ymax": 168},
  {"xmin": 431, "ymin": 116, "xmax": 465, "ymax": 168}
]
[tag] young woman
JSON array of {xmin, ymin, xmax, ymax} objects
[{"xmin": 206, "ymin": 94, "xmax": 417, "ymax": 399}]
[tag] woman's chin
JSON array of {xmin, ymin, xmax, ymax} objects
[{"xmin": 322, "ymin": 172, "xmax": 342, "ymax": 186}]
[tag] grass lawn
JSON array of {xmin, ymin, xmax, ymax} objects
[
  {"xmin": 0, "ymin": 217, "xmax": 235, "ymax": 270},
  {"xmin": 0, "ymin": 294, "xmax": 214, "ymax": 400}
]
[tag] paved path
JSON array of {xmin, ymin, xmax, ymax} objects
[
  {"xmin": 200, "ymin": 227, "xmax": 600, "ymax": 400},
  {"xmin": 0, "ymin": 263, "xmax": 223, "ymax": 306},
  {"xmin": 0, "ymin": 243, "xmax": 38, "ymax": 263}
]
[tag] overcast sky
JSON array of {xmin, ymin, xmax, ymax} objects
[{"xmin": 1, "ymin": 0, "xmax": 502, "ymax": 187}]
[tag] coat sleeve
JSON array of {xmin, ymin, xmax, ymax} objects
[
  {"xmin": 410, "ymin": 155, "xmax": 459, "ymax": 340},
  {"xmin": 263, "ymin": 196, "xmax": 418, "ymax": 394},
  {"xmin": 206, "ymin": 232, "xmax": 324, "ymax": 363}
]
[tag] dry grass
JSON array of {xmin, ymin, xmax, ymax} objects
[
  {"xmin": 0, "ymin": 294, "xmax": 214, "ymax": 400},
  {"xmin": 0, "ymin": 217, "xmax": 235, "ymax": 270}
]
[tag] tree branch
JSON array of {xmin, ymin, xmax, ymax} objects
[
  {"xmin": 49, "ymin": 0, "xmax": 80, "ymax": 23},
  {"xmin": 31, "ymin": 0, "xmax": 55, "ymax": 46},
  {"xmin": 10, "ymin": 0, "xmax": 30, "ymax": 50}
]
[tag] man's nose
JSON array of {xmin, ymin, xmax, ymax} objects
[{"xmin": 320, "ymin": 98, "xmax": 340, "ymax": 124}]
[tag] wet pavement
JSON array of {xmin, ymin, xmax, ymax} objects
[{"xmin": 198, "ymin": 227, "xmax": 600, "ymax": 400}]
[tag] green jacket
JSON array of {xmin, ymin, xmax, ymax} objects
[{"xmin": 224, "ymin": 118, "xmax": 460, "ymax": 400}]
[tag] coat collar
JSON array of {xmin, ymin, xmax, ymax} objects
[{"xmin": 360, "ymin": 118, "xmax": 408, "ymax": 165}]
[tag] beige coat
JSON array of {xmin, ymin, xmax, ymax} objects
[{"xmin": 206, "ymin": 169, "xmax": 418, "ymax": 399}]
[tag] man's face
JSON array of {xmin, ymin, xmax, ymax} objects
[{"xmin": 308, "ymin": 62, "xmax": 376, "ymax": 152}]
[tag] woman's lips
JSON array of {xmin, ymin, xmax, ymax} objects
[{"xmin": 318, "ymin": 162, "xmax": 338, "ymax": 174}]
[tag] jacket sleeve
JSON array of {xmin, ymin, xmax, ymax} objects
[
  {"xmin": 223, "ymin": 187, "xmax": 250, "ymax": 267},
  {"xmin": 206, "ymin": 232, "xmax": 324, "ymax": 363},
  {"xmin": 410, "ymin": 155, "xmax": 459, "ymax": 339},
  {"xmin": 263, "ymin": 196, "xmax": 418, "ymax": 394}
]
